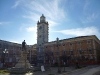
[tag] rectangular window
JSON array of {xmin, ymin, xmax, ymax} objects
[
  {"xmin": 78, "ymin": 49, "xmax": 83, "ymax": 54},
  {"xmin": 87, "ymin": 40, "xmax": 91, "ymax": 44},
  {"xmin": 63, "ymin": 50, "xmax": 66, "ymax": 54},
  {"xmin": 56, "ymin": 45, "xmax": 58, "ymax": 47},
  {"xmin": 63, "ymin": 44, "xmax": 65, "ymax": 46},
  {"xmin": 77, "ymin": 41, "xmax": 81, "ymax": 45},
  {"xmin": 13, "ymin": 53, "xmax": 16, "ymax": 57},
  {"xmin": 70, "ymin": 50, "xmax": 73, "ymax": 55},
  {"xmin": 88, "ymin": 48, "xmax": 92, "ymax": 54},
  {"xmin": 70, "ymin": 43, "xmax": 72, "ymax": 46},
  {"xmin": 51, "ymin": 52, "xmax": 53, "ymax": 55}
]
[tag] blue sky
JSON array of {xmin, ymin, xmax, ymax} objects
[{"xmin": 0, "ymin": 0, "xmax": 100, "ymax": 45}]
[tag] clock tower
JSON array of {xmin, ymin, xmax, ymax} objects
[{"xmin": 37, "ymin": 14, "xmax": 49, "ymax": 65}]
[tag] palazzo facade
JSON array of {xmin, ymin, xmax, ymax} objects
[{"xmin": 44, "ymin": 35, "xmax": 100, "ymax": 65}]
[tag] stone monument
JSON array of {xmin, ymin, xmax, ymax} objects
[{"xmin": 10, "ymin": 40, "xmax": 31, "ymax": 73}]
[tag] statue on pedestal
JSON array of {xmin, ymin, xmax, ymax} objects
[{"xmin": 9, "ymin": 40, "xmax": 31, "ymax": 73}]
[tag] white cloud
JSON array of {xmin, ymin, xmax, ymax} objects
[
  {"xmin": 55, "ymin": 26, "xmax": 99, "ymax": 36},
  {"xmin": 21, "ymin": 33, "xmax": 37, "ymax": 45},
  {"xmin": 13, "ymin": 0, "xmax": 66, "ymax": 26},
  {"xmin": 0, "ymin": 22, "xmax": 10, "ymax": 25},
  {"xmin": 0, "ymin": 22, "xmax": 3, "ymax": 25},
  {"xmin": 25, "ymin": 26, "xmax": 37, "ymax": 44},
  {"xmin": 83, "ymin": 0, "xmax": 90, "ymax": 11},
  {"xmin": 23, "ymin": 13, "xmax": 40, "ymax": 22},
  {"xmin": 12, "ymin": 0, "xmax": 23, "ymax": 8},
  {"xmin": 82, "ymin": 13, "xmax": 99, "ymax": 23},
  {"xmin": 82, "ymin": 1, "xmax": 99, "ymax": 23},
  {"xmin": 19, "ymin": 25, "xmax": 37, "ymax": 44},
  {"xmin": 26, "ymin": 26, "xmax": 37, "ymax": 32},
  {"xmin": 10, "ymin": 41, "xmax": 20, "ymax": 44}
]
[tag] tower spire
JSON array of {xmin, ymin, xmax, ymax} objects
[
  {"xmin": 40, "ymin": 14, "xmax": 45, "ymax": 22},
  {"xmin": 42, "ymin": 14, "xmax": 44, "ymax": 16}
]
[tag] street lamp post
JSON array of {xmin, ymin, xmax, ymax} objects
[
  {"xmin": 3, "ymin": 49, "xmax": 8, "ymax": 68},
  {"xmin": 56, "ymin": 37, "xmax": 61, "ymax": 73},
  {"xmin": 30, "ymin": 50, "xmax": 31, "ymax": 64},
  {"xmin": 29, "ymin": 45, "xmax": 31, "ymax": 64}
]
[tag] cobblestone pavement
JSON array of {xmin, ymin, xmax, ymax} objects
[{"xmin": 62, "ymin": 65, "xmax": 100, "ymax": 75}]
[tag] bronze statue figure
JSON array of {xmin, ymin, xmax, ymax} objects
[{"xmin": 22, "ymin": 40, "xmax": 26, "ymax": 51}]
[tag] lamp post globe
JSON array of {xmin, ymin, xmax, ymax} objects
[{"xmin": 3, "ymin": 49, "xmax": 8, "ymax": 68}]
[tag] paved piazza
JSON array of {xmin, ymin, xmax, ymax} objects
[{"xmin": 0, "ymin": 65, "xmax": 100, "ymax": 75}]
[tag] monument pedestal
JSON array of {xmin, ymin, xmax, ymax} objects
[{"xmin": 10, "ymin": 50, "xmax": 31, "ymax": 73}]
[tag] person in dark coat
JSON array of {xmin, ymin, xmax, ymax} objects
[{"xmin": 76, "ymin": 60, "xmax": 79, "ymax": 69}]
